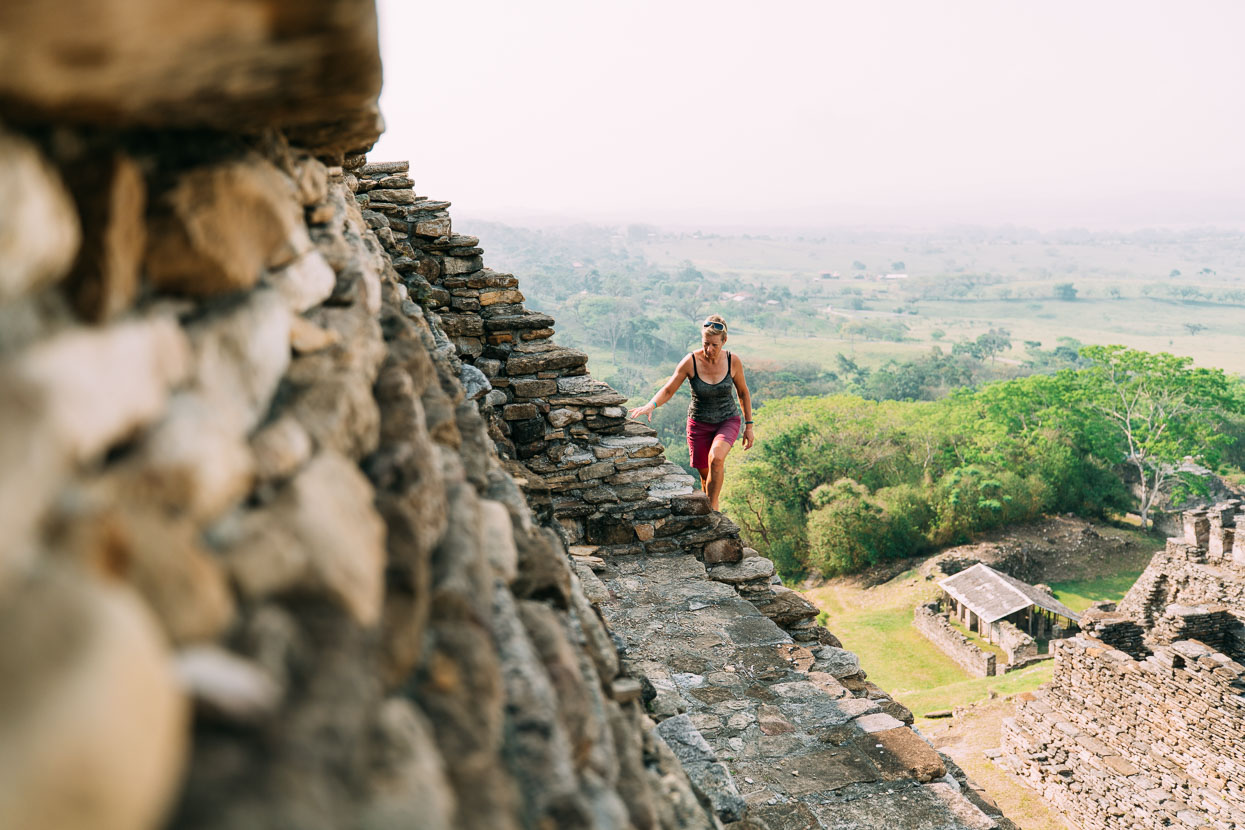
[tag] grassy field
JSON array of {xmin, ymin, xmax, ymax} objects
[
  {"xmin": 1049, "ymin": 570, "xmax": 1148, "ymax": 614},
  {"xmin": 802, "ymin": 569, "xmax": 1052, "ymax": 719}
]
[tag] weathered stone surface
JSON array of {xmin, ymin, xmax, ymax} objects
[
  {"xmin": 289, "ymin": 316, "xmax": 342, "ymax": 354},
  {"xmin": 145, "ymin": 155, "xmax": 309, "ymax": 296},
  {"xmin": 753, "ymin": 586, "xmax": 819, "ymax": 626},
  {"xmin": 0, "ymin": 317, "xmax": 191, "ymax": 571},
  {"xmin": 0, "ymin": 568, "xmax": 187, "ymax": 830},
  {"xmin": 549, "ymin": 376, "xmax": 629, "ymax": 406},
  {"xmin": 268, "ymin": 249, "xmax": 335, "ymax": 312},
  {"xmin": 655, "ymin": 715, "xmax": 746, "ymax": 822},
  {"xmin": 63, "ymin": 151, "xmax": 145, "ymax": 322},
  {"xmin": 707, "ymin": 556, "xmax": 775, "ymax": 585},
  {"xmin": 703, "ymin": 537, "xmax": 744, "ymax": 565},
  {"xmin": 0, "ymin": 129, "xmax": 80, "ymax": 304},
  {"xmin": 186, "ymin": 288, "xmax": 291, "ymax": 433},
  {"xmin": 224, "ymin": 451, "xmax": 386, "ymax": 624},
  {"xmin": 506, "ymin": 346, "xmax": 589, "ymax": 375},
  {"xmin": 175, "ymin": 646, "xmax": 282, "ymax": 724},
  {"xmin": 250, "ymin": 415, "xmax": 313, "ymax": 483},
  {"xmin": 0, "ymin": 0, "xmax": 383, "ymax": 154}
]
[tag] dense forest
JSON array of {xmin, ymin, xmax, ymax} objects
[{"xmin": 722, "ymin": 346, "xmax": 1245, "ymax": 580}]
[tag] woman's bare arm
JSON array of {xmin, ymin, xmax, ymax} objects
[
  {"xmin": 732, "ymin": 356, "xmax": 755, "ymax": 449},
  {"xmin": 628, "ymin": 354, "xmax": 693, "ymax": 421}
]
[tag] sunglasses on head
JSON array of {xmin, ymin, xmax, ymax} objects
[{"xmin": 702, "ymin": 321, "xmax": 726, "ymax": 332}]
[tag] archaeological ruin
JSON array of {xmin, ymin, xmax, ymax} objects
[
  {"xmin": 0, "ymin": 2, "xmax": 1018, "ymax": 829},
  {"xmin": 1001, "ymin": 503, "xmax": 1245, "ymax": 829}
]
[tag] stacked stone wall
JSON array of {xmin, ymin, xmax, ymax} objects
[
  {"xmin": 0, "ymin": 4, "xmax": 1021, "ymax": 828},
  {"xmin": 1001, "ymin": 504, "xmax": 1245, "ymax": 829},
  {"xmin": 914, "ymin": 603, "xmax": 997, "ymax": 677}
]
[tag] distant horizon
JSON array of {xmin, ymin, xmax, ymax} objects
[
  {"xmin": 373, "ymin": 1, "xmax": 1245, "ymax": 235},
  {"xmin": 448, "ymin": 206, "xmax": 1245, "ymax": 237}
]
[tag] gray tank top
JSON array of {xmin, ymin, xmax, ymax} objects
[{"xmin": 688, "ymin": 351, "xmax": 740, "ymax": 423}]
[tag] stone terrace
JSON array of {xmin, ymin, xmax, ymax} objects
[
  {"xmin": 359, "ymin": 160, "xmax": 1017, "ymax": 830},
  {"xmin": 1001, "ymin": 505, "xmax": 1245, "ymax": 829}
]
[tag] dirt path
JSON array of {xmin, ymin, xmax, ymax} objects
[{"xmin": 923, "ymin": 699, "xmax": 1074, "ymax": 830}]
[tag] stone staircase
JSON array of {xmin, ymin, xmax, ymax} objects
[{"xmin": 356, "ymin": 159, "xmax": 1015, "ymax": 830}]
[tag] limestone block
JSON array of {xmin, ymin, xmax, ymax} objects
[
  {"xmin": 752, "ymin": 585, "xmax": 820, "ymax": 627},
  {"xmin": 186, "ymin": 287, "xmax": 291, "ymax": 433},
  {"xmin": 145, "ymin": 155, "xmax": 309, "ymax": 296},
  {"xmin": 249, "ymin": 415, "xmax": 313, "ymax": 483},
  {"xmin": 459, "ymin": 363, "xmax": 491, "ymax": 400},
  {"xmin": 224, "ymin": 451, "xmax": 387, "ymax": 625},
  {"xmin": 63, "ymin": 151, "xmax": 146, "ymax": 322},
  {"xmin": 175, "ymin": 645, "xmax": 282, "ymax": 724},
  {"xmin": 703, "ymin": 537, "xmax": 744, "ymax": 565},
  {"xmin": 289, "ymin": 316, "xmax": 342, "ymax": 354},
  {"xmin": 506, "ymin": 346, "xmax": 589, "ymax": 375},
  {"xmin": 479, "ymin": 288, "xmax": 524, "ymax": 307},
  {"xmin": 548, "ymin": 407, "xmax": 584, "ymax": 427},
  {"xmin": 268, "ymin": 249, "xmax": 335, "ymax": 312},
  {"xmin": 359, "ymin": 699, "xmax": 456, "ymax": 830},
  {"xmin": 292, "ymin": 155, "xmax": 329, "ymax": 206},
  {"xmin": 479, "ymin": 499, "xmax": 518, "ymax": 583},
  {"xmin": 707, "ymin": 556, "xmax": 775, "ymax": 585},
  {"xmin": 549, "ymin": 376, "xmax": 628, "ymax": 406},
  {"xmin": 134, "ymin": 395, "xmax": 257, "ymax": 521},
  {"xmin": 0, "ymin": 0, "xmax": 383, "ymax": 154},
  {"xmin": 0, "ymin": 568, "xmax": 187, "ymax": 830},
  {"xmin": 8, "ymin": 315, "xmax": 190, "ymax": 464},
  {"xmin": 0, "ymin": 316, "xmax": 190, "ymax": 573},
  {"xmin": 0, "ymin": 130, "xmax": 79, "ymax": 304},
  {"xmin": 60, "ymin": 505, "xmax": 235, "ymax": 645}
]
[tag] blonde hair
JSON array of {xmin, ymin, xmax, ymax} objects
[{"xmin": 703, "ymin": 314, "xmax": 728, "ymax": 342}]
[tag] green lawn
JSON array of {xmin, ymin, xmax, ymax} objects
[
  {"xmin": 803, "ymin": 570, "xmax": 1051, "ymax": 719},
  {"xmin": 1049, "ymin": 571, "xmax": 1146, "ymax": 613}
]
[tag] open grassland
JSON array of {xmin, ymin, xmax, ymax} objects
[
  {"xmin": 638, "ymin": 234, "xmax": 1245, "ymax": 375},
  {"xmin": 802, "ymin": 569, "xmax": 1052, "ymax": 718},
  {"xmin": 1049, "ymin": 570, "xmax": 1148, "ymax": 614}
]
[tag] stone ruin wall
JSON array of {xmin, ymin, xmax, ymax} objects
[
  {"xmin": 0, "ymin": 3, "xmax": 1021, "ymax": 829},
  {"xmin": 914, "ymin": 605, "xmax": 1038, "ymax": 679},
  {"xmin": 914, "ymin": 603, "xmax": 997, "ymax": 678},
  {"xmin": 1000, "ymin": 504, "xmax": 1245, "ymax": 830}
]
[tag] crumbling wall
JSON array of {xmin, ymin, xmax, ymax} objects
[
  {"xmin": 1000, "ymin": 505, "xmax": 1245, "ymax": 830},
  {"xmin": 914, "ymin": 603, "xmax": 996, "ymax": 677}
]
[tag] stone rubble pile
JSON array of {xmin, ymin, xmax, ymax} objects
[{"xmin": 1000, "ymin": 504, "xmax": 1245, "ymax": 829}]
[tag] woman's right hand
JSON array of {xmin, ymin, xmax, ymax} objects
[{"xmin": 628, "ymin": 403, "xmax": 655, "ymax": 422}]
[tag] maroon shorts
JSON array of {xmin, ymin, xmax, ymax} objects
[{"xmin": 687, "ymin": 415, "xmax": 742, "ymax": 469}]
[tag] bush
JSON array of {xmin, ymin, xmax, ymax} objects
[{"xmin": 807, "ymin": 480, "xmax": 922, "ymax": 576}]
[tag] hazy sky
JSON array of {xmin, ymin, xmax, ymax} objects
[{"xmin": 372, "ymin": 1, "xmax": 1245, "ymax": 229}]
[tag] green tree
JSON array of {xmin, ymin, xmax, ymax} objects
[
  {"xmin": 974, "ymin": 328, "xmax": 1012, "ymax": 365},
  {"xmin": 1076, "ymin": 345, "xmax": 1236, "ymax": 529},
  {"xmin": 1054, "ymin": 283, "xmax": 1078, "ymax": 301}
]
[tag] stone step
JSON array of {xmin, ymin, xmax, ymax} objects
[
  {"xmin": 483, "ymin": 311, "xmax": 555, "ymax": 331},
  {"xmin": 357, "ymin": 160, "xmax": 409, "ymax": 175},
  {"xmin": 547, "ymin": 376, "xmax": 627, "ymax": 407}
]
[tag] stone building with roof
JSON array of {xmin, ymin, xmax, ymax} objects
[{"xmin": 932, "ymin": 563, "xmax": 1081, "ymax": 670}]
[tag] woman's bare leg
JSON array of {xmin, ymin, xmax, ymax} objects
[
  {"xmin": 696, "ymin": 468, "xmax": 709, "ymax": 492},
  {"xmin": 705, "ymin": 438, "xmax": 733, "ymax": 511}
]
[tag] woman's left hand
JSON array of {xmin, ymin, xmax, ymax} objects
[{"xmin": 742, "ymin": 425, "xmax": 755, "ymax": 450}]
